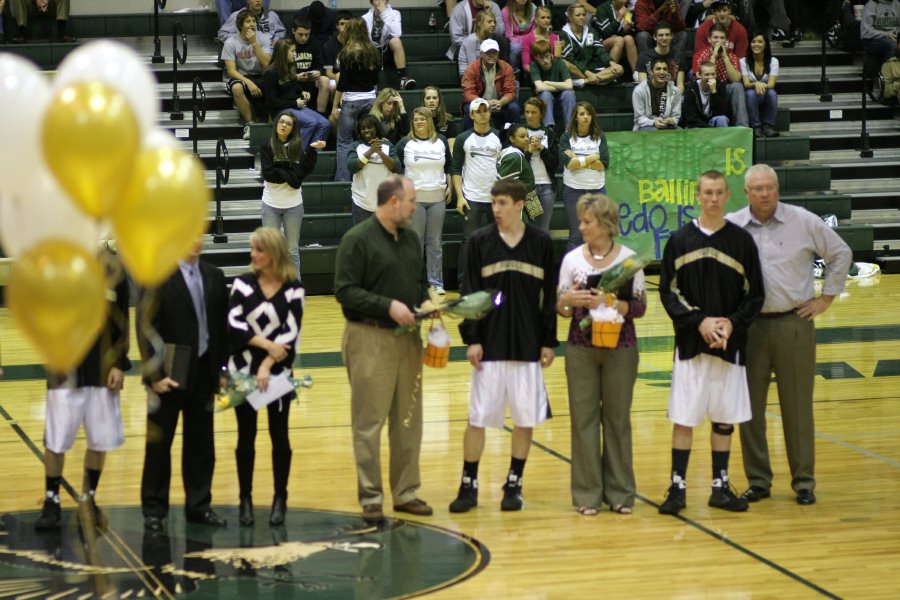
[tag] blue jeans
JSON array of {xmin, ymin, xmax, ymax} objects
[
  {"xmin": 563, "ymin": 185, "xmax": 605, "ymax": 251},
  {"xmin": 509, "ymin": 41, "xmax": 522, "ymax": 72},
  {"xmin": 216, "ymin": 0, "xmax": 269, "ymax": 24},
  {"xmin": 461, "ymin": 101, "xmax": 521, "ymax": 131},
  {"xmin": 288, "ymin": 108, "xmax": 331, "ymax": 150},
  {"xmin": 862, "ymin": 36, "xmax": 899, "ymax": 63},
  {"xmin": 351, "ymin": 202, "xmax": 374, "ymax": 225},
  {"xmin": 335, "ymin": 99, "xmax": 375, "ymax": 181},
  {"xmin": 745, "ymin": 88, "xmax": 778, "ymax": 128},
  {"xmin": 410, "ymin": 193, "xmax": 447, "ymax": 288},
  {"xmin": 261, "ymin": 201, "xmax": 303, "ymax": 277},
  {"xmin": 726, "ymin": 82, "xmax": 749, "ymax": 127},
  {"xmin": 457, "ymin": 201, "xmax": 495, "ymax": 288},
  {"xmin": 538, "ymin": 90, "xmax": 576, "ymax": 128},
  {"xmin": 532, "ymin": 183, "xmax": 555, "ymax": 232}
]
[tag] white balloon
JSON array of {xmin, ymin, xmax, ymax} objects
[
  {"xmin": 143, "ymin": 128, "xmax": 180, "ymax": 150},
  {"xmin": 0, "ymin": 54, "xmax": 51, "ymax": 197},
  {"xmin": 0, "ymin": 172, "xmax": 100, "ymax": 257},
  {"xmin": 54, "ymin": 40, "xmax": 160, "ymax": 135}
]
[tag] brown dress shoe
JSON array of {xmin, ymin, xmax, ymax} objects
[
  {"xmin": 362, "ymin": 503, "xmax": 384, "ymax": 523},
  {"xmin": 394, "ymin": 498, "xmax": 433, "ymax": 516}
]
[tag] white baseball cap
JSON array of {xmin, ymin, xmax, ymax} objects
[
  {"xmin": 479, "ymin": 39, "xmax": 500, "ymax": 54},
  {"xmin": 469, "ymin": 98, "xmax": 490, "ymax": 114}
]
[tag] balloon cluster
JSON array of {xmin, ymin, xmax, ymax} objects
[{"xmin": 0, "ymin": 42, "xmax": 211, "ymax": 372}]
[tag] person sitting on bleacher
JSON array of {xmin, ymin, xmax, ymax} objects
[
  {"xmin": 741, "ymin": 31, "xmax": 780, "ymax": 138},
  {"xmin": 223, "ymin": 9, "xmax": 271, "ymax": 140},
  {"xmin": 263, "ymin": 39, "xmax": 330, "ymax": 150},
  {"xmin": 530, "ymin": 40, "xmax": 576, "ymax": 129},
  {"xmin": 362, "ymin": 0, "xmax": 416, "ymax": 90},
  {"xmin": 861, "ymin": 0, "xmax": 900, "ymax": 63},
  {"xmin": 587, "ymin": 0, "xmax": 638, "ymax": 78},
  {"xmin": 447, "ymin": 0, "xmax": 505, "ymax": 61},
  {"xmin": 370, "ymin": 88, "xmax": 410, "ymax": 145},
  {"xmin": 217, "ymin": 0, "xmax": 269, "ymax": 26},
  {"xmin": 632, "ymin": 57, "xmax": 682, "ymax": 130},
  {"xmin": 421, "ymin": 86, "xmax": 458, "ymax": 145},
  {"xmin": 292, "ymin": 0, "xmax": 336, "ymax": 45},
  {"xmin": 8, "ymin": 0, "xmax": 75, "ymax": 43},
  {"xmin": 323, "ymin": 10, "xmax": 352, "ymax": 96},
  {"xmin": 219, "ymin": 0, "xmax": 285, "ymax": 48},
  {"xmin": 521, "ymin": 5, "xmax": 560, "ymax": 74},
  {"xmin": 500, "ymin": 0, "xmax": 536, "ymax": 73},
  {"xmin": 461, "ymin": 39, "xmax": 520, "ymax": 131},
  {"xmin": 693, "ymin": 1, "xmax": 747, "ymax": 61},
  {"xmin": 459, "ymin": 10, "xmax": 512, "ymax": 78},
  {"xmin": 634, "ymin": 0, "xmax": 687, "ymax": 56},
  {"xmin": 349, "ymin": 114, "xmax": 399, "ymax": 224},
  {"xmin": 681, "ymin": 61, "xmax": 730, "ymax": 128},
  {"xmin": 637, "ymin": 21, "xmax": 685, "ymax": 93},
  {"xmin": 693, "ymin": 23, "xmax": 748, "ymax": 126},
  {"xmin": 291, "ymin": 16, "xmax": 333, "ymax": 117},
  {"xmin": 561, "ymin": 3, "xmax": 624, "ymax": 87}
]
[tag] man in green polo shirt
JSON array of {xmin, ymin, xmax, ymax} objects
[
  {"xmin": 335, "ymin": 175, "xmax": 433, "ymax": 524},
  {"xmin": 529, "ymin": 40, "xmax": 576, "ymax": 129}
]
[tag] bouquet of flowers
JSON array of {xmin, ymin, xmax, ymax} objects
[
  {"xmin": 578, "ymin": 256, "xmax": 647, "ymax": 331},
  {"xmin": 215, "ymin": 371, "xmax": 314, "ymax": 412},
  {"xmin": 394, "ymin": 289, "xmax": 503, "ymax": 334}
]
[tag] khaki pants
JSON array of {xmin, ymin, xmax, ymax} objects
[
  {"xmin": 565, "ymin": 343, "xmax": 639, "ymax": 509},
  {"xmin": 740, "ymin": 314, "xmax": 817, "ymax": 492},
  {"xmin": 342, "ymin": 321, "xmax": 423, "ymax": 507},
  {"xmin": 10, "ymin": 0, "xmax": 70, "ymax": 27}
]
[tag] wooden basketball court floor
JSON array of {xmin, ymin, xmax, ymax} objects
[{"xmin": 0, "ymin": 272, "xmax": 898, "ymax": 599}]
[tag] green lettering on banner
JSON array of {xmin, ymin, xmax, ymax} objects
[{"xmin": 605, "ymin": 128, "xmax": 753, "ymax": 260}]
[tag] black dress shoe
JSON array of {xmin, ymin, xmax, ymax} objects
[
  {"xmin": 239, "ymin": 497, "xmax": 254, "ymax": 527},
  {"xmin": 741, "ymin": 486, "xmax": 771, "ymax": 503},
  {"xmin": 188, "ymin": 509, "xmax": 227, "ymax": 527},
  {"xmin": 269, "ymin": 496, "xmax": 286, "ymax": 527},
  {"xmin": 144, "ymin": 516, "xmax": 164, "ymax": 532},
  {"xmin": 796, "ymin": 489, "xmax": 816, "ymax": 505}
]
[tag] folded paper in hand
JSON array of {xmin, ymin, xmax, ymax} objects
[{"xmin": 246, "ymin": 372, "xmax": 295, "ymax": 411}]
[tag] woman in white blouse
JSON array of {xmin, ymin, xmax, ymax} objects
[{"xmin": 741, "ymin": 31, "xmax": 780, "ymax": 138}]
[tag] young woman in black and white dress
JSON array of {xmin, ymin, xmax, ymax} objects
[{"xmin": 228, "ymin": 227, "xmax": 305, "ymax": 527}]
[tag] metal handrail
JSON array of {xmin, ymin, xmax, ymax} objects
[
  {"xmin": 818, "ymin": 19, "xmax": 832, "ymax": 102},
  {"xmin": 169, "ymin": 21, "xmax": 188, "ymax": 120},
  {"xmin": 213, "ymin": 138, "xmax": 230, "ymax": 243},
  {"xmin": 859, "ymin": 71, "xmax": 873, "ymax": 158},
  {"xmin": 151, "ymin": 0, "xmax": 167, "ymax": 64},
  {"xmin": 191, "ymin": 78, "xmax": 207, "ymax": 157}
]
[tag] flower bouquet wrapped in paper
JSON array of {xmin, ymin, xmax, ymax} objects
[
  {"xmin": 394, "ymin": 289, "xmax": 503, "ymax": 334},
  {"xmin": 215, "ymin": 371, "xmax": 313, "ymax": 412},
  {"xmin": 578, "ymin": 256, "xmax": 648, "ymax": 333}
]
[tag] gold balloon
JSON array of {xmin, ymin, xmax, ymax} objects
[
  {"xmin": 7, "ymin": 240, "xmax": 107, "ymax": 373},
  {"xmin": 42, "ymin": 81, "xmax": 140, "ymax": 218},
  {"xmin": 112, "ymin": 146, "xmax": 210, "ymax": 286}
]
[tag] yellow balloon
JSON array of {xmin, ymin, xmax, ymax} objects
[
  {"xmin": 112, "ymin": 146, "xmax": 211, "ymax": 286},
  {"xmin": 41, "ymin": 81, "xmax": 140, "ymax": 218},
  {"xmin": 7, "ymin": 239, "xmax": 107, "ymax": 373}
]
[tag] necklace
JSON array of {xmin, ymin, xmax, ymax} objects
[{"xmin": 588, "ymin": 241, "xmax": 614, "ymax": 261}]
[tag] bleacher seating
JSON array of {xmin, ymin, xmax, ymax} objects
[{"xmin": 2, "ymin": 4, "xmax": 897, "ymax": 292}]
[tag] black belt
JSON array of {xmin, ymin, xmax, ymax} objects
[
  {"xmin": 349, "ymin": 318, "xmax": 394, "ymax": 329},
  {"xmin": 758, "ymin": 310, "xmax": 796, "ymax": 319}
]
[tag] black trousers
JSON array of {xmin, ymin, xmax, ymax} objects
[
  {"xmin": 234, "ymin": 393, "xmax": 293, "ymax": 501},
  {"xmin": 141, "ymin": 354, "xmax": 216, "ymax": 519}
]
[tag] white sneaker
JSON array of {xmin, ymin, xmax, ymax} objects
[
  {"xmin": 434, "ymin": 286, "xmax": 446, "ymax": 295},
  {"xmin": 573, "ymin": 78, "xmax": 585, "ymax": 89},
  {"xmin": 242, "ymin": 124, "xmax": 250, "ymax": 140}
]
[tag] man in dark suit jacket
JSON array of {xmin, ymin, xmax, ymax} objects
[{"xmin": 138, "ymin": 241, "xmax": 229, "ymax": 532}]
